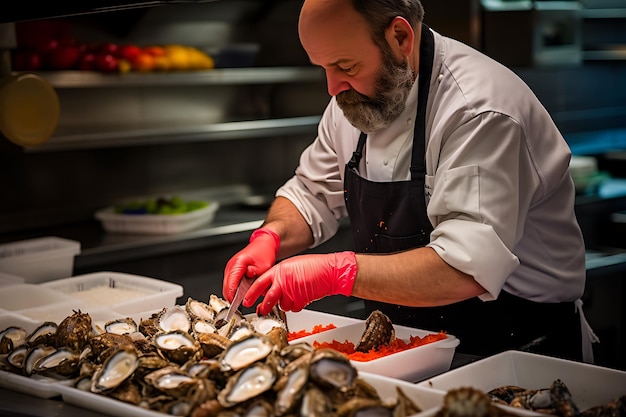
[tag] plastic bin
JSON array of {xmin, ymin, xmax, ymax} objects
[
  {"xmin": 0, "ymin": 237, "xmax": 80, "ymax": 283},
  {"xmin": 41, "ymin": 271, "xmax": 184, "ymax": 315}
]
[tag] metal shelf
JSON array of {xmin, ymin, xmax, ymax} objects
[
  {"xmin": 25, "ymin": 116, "xmax": 322, "ymax": 153},
  {"xmin": 35, "ymin": 66, "xmax": 325, "ymax": 88}
]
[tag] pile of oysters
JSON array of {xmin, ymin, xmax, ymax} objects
[{"xmin": 0, "ymin": 295, "xmax": 421, "ymax": 417}]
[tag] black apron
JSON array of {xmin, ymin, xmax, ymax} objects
[{"xmin": 343, "ymin": 24, "xmax": 582, "ymax": 361}]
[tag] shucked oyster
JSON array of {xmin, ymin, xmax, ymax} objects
[
  {"xmin": 0, "ymin": 326, "xmax": 27, "ymax": 354},
  {"xmin": 91, "ymin": 345, "xmax": 139, "ymax": 393},
  {"xmin": 218, "ymin": 362, "xmax": 277, "ymax": 407},
  {"xmin": 309, "ymin": 348, "xmax": 357, "ymax": 392},
  {"xmin": 219, "ymin": 334, "xmax": 275, "ymax": 372},
  {"xmin": 33, "ymin": 346, "xmax": 80, "ymax": 377},
  {"xmin": 153, "ymin": 330, "xmax": 201, "ymax": 364},
  {"xmin": 26, "ymin": 321, "xmax": 57, "ymax": 347},
  {"xmin": 104, "ymin": 317, "xmax": 138, "ymax": 335},
  {"xmin": 158, "ymin": 306, "xmax": 191, "ymax": 333},
  {"xmin": 186, "ymin": 298, "xmax": 216, "ymax": 322}
]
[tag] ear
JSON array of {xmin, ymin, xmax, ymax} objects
[{"xmin": 384, "ymin": 16, "xmax": 415, "ymax": 60}]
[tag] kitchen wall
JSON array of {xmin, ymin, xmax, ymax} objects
[{"xmin": 1, "ymin": 0, "xmax": 625, "ymax": 236}]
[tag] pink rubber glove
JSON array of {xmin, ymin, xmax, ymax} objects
[
  {"xmin": 223, "ymin": 228, "xmax": 280, "ymax": 302},
  {"xmin": 245, "ymin": 251, "xmax": 357, "ymax": 315}
]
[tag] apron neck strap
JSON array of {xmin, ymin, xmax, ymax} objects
[{"xmin": 348, "ymin": 23, "xmax": 435, "ymax": 177}]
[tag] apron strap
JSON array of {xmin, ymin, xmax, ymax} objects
[{"xmin": 575, "ymin": 298, "xmax": 600, "ymax": 364}]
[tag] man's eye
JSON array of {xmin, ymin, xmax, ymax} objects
[{"xmin": 340, "ymin": 66, "xmax": 355, "ymax": 74}]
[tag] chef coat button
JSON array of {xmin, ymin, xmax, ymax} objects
[
  {"xmin": 438, "ymin": 73, "xmax": 443, "ymax": 82},
  {"xmin": 383, "ymin": 159, "xmax": 389, "ymax": 165}
]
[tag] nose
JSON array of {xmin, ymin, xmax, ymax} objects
[{"xmin": 326, "ymin": 71, "xmax": 351, "ymax": 97}]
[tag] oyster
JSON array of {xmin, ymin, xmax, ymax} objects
[
  {"xmin": 91, "ymin": 345, "xmax": 139, "ymax": 393},
  {"xmin": 300, "ymin": 385, "xmax": 334, "ymax": 416},
  {"xmin": 153, "ymin": 330, "xmax": 201, "ymax": 364},
  {"xmin": 24, "ymin": 345, "xmax": 57, "ymax": 376},
  {"xmin": 192, "ymin": 319, "xmax": 217, "ymax": 336},
  {"xmin": 90, "ymin": 332, "xmax": 134, "ymax": 362},
  {"xmin": 0, "ymin": 326, "xmax": 27, "ymax": 354},
  {"xmin": 158, "ymin": 306, "xmax": 191, "ymax": 333},
  {"xmin": 33, "ymin": 346, "xmax": 80, "ymax": 377},
  {"xmin": 219, "ymin": 334, "xmax": 275, "ymax": 372},
  {"xmin": 139, "ymin": 310, "xmax": 162, "ymax": 339},
  {"xmin": 26, "ymin": 321, "xmax": 58, "ymax": 347},
  {"xmin": 274, "ymin": 362, "xmax": 309, "ymax": 416},
  {"xmin": 6, "ymin": 344, "xmax": 29, "ymax": 371},
  {"xmin": 186, "ymin": 298, "xmax": 216, "ymax": 322},
  {"xmin": 104, "ymin": 317, "xmax": 138, "ymax": 335},
  {"xmin": 309, "ymin": 348, "xmax": 357, "ymax": 392},
  {"xmin": 218, "ymin": 362, "xmax": 276, "ymax": 407},
  {"xmin": 144, "ymin": 365, "xmax": 198, "ymax": 397},
  {"xmin": 108, "ymin": 379, "xmax": 142, "ymax": 405},
  {"xmin": 56, "ymin": 310, "xmax": 94, "ymax": 353},
  {"xmin": 355, "ymin": 310, "xmax": 395, "ymax": 353},
  {"xmin": 197, "ymin": 332, "xmax": 232, "ymax": 359},
  {"xmin": 208, "ymin": 294, "xmax": 230, "ymax": 315}
]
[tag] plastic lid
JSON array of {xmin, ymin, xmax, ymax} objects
[{"xmin": 0, "ymin": 73, "xmax": 60, "ymax": 146}]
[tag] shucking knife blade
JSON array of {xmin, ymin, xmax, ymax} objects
[{"xmin": 224, "ymin": 276, "xmax": 254, "ymax": 323}]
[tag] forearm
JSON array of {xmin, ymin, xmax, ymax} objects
[
  {"xmin": 352, "ymin": 247, "xmax": 486, "ymax": 307},
  {"xmin": 261, "ymin": 196, "xmax": 314, "ymax": 260}
]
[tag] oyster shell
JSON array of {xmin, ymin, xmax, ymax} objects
[
  {"xmin": 217, "ymin": 362, "xmax": 276, "ymax": 407},
  {"xmin": 0, "ymin": 326, "xmax": 27, "ymax": 354},
  {"xmin": 33, "ymin": 346, "xmax": 80, "ymax": 377},
  {"xmin": 24, "ymin": 345, "xmax": 57, "ymax": 376},
  {"xmin": 153, "ymin": 330, "xmax": 201, "ymax": 364},
  {"xmin": 219, "ymin": 334, "xmax": 275, "ymax": 372},
  {"xmin": 186, "ymin": 298, "xmax": 216, "ymax": 322},
  {"xmin": 144, "ymin": 365, "xmax": 197, "ymax": 397},
  {"xmin": 158, "ymin": 306, "xmax": 191, "ymax": 333},
  {"xmin": 90, "ymin": 332, "xmax": 134, "ymax": 362},
  {"xmin": 139, "ymin": 310, "xmax": 162, "ymax": 339},
  {"xmin": 26, "ymin": 321, "xmax": 58, "ymax": 347},
  {"xmin": 274, "ymin": 362, "xmax": 309, "ymax": 416},
  {"xmin": 355, "ymin": 310, "xmax": 395, "ymax": 353},
  {"xmin": 91, "ymin": 345, "xmax": 139, "ymax": 393},
  {"xmin": 192, "ymin": 319, "xmax": 217, "ymax": 336},
  {"xmin": 309, "ymin": 348, "xmax": 357, "ymax": 392},
  {"xmin": 56, "ymin": 310, "xmax": 94, "ymax": 353},
  {"xmin": 6, "ymin": 344, "xmax": 29, "ymax": 371},
  {"xmin": 104, "ymin": 317, "xmax": 138, "ymax": 335},
  {"xmin": 208, "ymin": 294, "xmax": 230, "ymax": 315},
  {"xmin": 197, "ymin": 332, "xmax": 232, "ymax": 359}
]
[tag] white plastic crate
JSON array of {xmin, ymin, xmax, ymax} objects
[
  {"xmin": 416, "ymin": 350, "xmax": 626, "ymax": 415},
  {"xmin": 41, "ymin": 271, "xmax": 184, "ymax": 315},
  {"xmin": 0, "ymin": 237, "xmax": 80, "ymax": 283}
]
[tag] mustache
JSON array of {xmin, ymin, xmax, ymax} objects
[{"xmin": 337, "ymin": 88, "xmax": 382, "ymax": 108}]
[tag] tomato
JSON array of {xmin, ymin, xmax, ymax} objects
[
  {"xmin": 77, "ymin": 53, "xmax": 97, "ymax": 71},
  {"xmin": 95, "ymin": 53, "xmax": 119, "ymax": 73},
  {"xmin": 118, "ymin": 45, "xmax": 142, "ymax": 61}
]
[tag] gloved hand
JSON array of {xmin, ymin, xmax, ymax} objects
[
  {"xmin": 244, "ymin": 251, "xmax": 357, "ymax": 315},
  {"xmin": 223, "ymin": 228, "xmax": 280, "ymax": 302}
]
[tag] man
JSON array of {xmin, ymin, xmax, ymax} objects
[{"xmin": 223, "ymin": 0, "xmax": 595, "ymax": 362}]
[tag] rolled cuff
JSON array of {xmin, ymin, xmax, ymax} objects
[{"xmin": 427, "ymin": 219, "xmax": 519, "ymax": 301}]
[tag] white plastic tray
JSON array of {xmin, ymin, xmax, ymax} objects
[
  {"xmin": 95, "ymin": 201, "xmax": 219, "ymax": 235},
  {"xmin": 416, "ymin": 350, "xmax": 626, "ymax": 415},
  {"xmin": 297, "ymin": 322, "xmax": 459, "ymax": 382},
  {"xmin": 285, "ymin": 309, "xmax": 361, "ymax": 339}
]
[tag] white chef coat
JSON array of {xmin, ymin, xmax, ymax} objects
[{"xmin": 276, "ymin": 28, "xmax": 586, "ymax": 304}]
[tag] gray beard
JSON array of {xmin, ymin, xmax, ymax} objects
[{"xmin": 336, "ymin": 56, "xmax": 415, "ymax": 134}]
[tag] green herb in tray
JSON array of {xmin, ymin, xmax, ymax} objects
[{"xmin": 114, "ymin": 196, "xmax": 208, "ymax": 215}]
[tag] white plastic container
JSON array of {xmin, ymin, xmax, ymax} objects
[
  {"xmin": 41, "ymin": 271, "xmax": 184, "ymax": 315},
  {"xmin": 285, "ymin": 309, "xmax": 361, "ymax": 340},
  {"xmin": 95, "ymin": 201, "xmax": 219, "ymax": 235},
  {"xmin": 296, "ymin": 321, "xmax": 459, "ymax": 382},
  {"xmin": 0, "ymin": 271, "xmax": 24, "ymax": 287},
  {"xmin": 0, "ymin": 283, "xmax": 76, "ymax": 312},
  {"xmin": 0, "ymin": 237, "xmax": 80, "ymax": 283},
  {"xmin": 416, "ymin": 350, "xmax": 626, "ymax": 415}
]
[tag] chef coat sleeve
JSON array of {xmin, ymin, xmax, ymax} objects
[
  {"xmin": 276, "ymin": 102, "xmax": 348, "ymax": 247},
  {"xmin": 426, "ymin": 112, "xmax": 536, "ymax": 301}
]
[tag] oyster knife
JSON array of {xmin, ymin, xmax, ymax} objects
[{"xmin": 225, "ymin": 276, "xmax": 254, "ymax": 322}]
